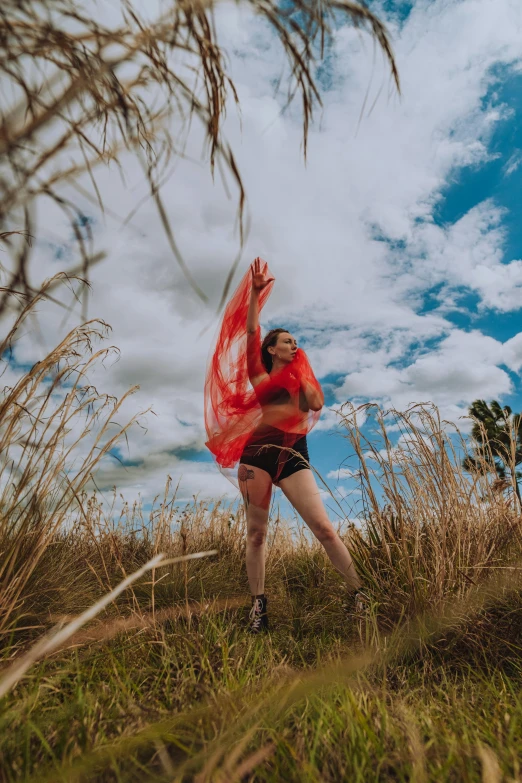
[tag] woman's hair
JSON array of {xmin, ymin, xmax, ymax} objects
[{"xmin": 261, "ymin": 328, "xmax": 289, "ymax": 372}]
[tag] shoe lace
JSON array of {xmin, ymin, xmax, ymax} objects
[{"xmin": 249, "ymin": 597, "xmax": 264, "ymax": 631}]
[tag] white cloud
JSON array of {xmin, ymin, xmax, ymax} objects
[
  {"xmin": 503, "ymin": 332, "xmax": 522, "ymax": 373},
  {"xmin": 504, "ymin": 150, "xmax": 522, "ymax": 176},
  {"xmin": 334, "ymin": 485, "xmax": 361, "ymax": 500},
  {"xmin": 336, "ymin": 329, "xmax": 513, "ymax": 422},
  {"xmin": 86, "ymin": 453, "xmax": 238, "ymax": 504},
  {"xmin": 387, "ymin": 201, "xmax": 522, "ymax": 313}
]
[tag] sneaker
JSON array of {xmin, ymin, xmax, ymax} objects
[
  {"xmin": 248, "ymin": 594, "xmax": 269, "ymax": 634},
  {"xmin": 354, "ymin": 590, "xmax": 369, "ymax": 614},
  {"xmin": 343, "ymin": 589, "xmax": 369, "ymax": 615}
]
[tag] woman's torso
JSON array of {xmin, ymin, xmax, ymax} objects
[
  {"xmin": 256, "ymin": 395, "xmax": 310, "ymax": 432},
  {"xmin": 252, "ymin": 366, "xmax": 310, "ymax": 431}
]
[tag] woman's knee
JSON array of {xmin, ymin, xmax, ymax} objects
[
  {"xmin": 312, "ymin": 520, "xmax": 338, "ymax": 545},
  {"xmin": 247, "ymin": 527, "xmax": 267, "ymax": 548},
  {"xmin": 246, "ymin": 519, "xmax": 268, "ymax": 548}
]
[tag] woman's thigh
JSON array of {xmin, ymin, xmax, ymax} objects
[
  {"xmin": 238, "ymin": 463, "xmax": 273, "ymax": 515},
  {"xmin": 278, "ymin": 469, "xmax": 335, "ymax": 536}
]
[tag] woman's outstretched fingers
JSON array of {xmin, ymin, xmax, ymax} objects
[{"xmin": 261, "ymin": 258, "xmax": 274, "ymax": 284}]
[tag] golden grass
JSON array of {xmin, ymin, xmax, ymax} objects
[
  {"xmin": 335, "ymin": 401, "xmax": 522, "ymax": 623},
  {"xmin": 0, "ymin": 274, "xmax": 151, "ymax": 645}
]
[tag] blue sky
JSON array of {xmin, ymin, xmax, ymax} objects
[{"xmin": 5, "ymin": 0, "xmax": 522, "ymax": 524}]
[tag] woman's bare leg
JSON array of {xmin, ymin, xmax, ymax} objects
[
  {"xmin": 278, "ymin": 469, "xmax": 361, "ymax": 591},
  {"xmin": 238, "ymin": 464, "xmax": 273, "ymax": 596}
]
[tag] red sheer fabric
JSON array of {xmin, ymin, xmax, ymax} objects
[{"xmin": 204, "ymin": 260, "xmax": 323, "ymax": 488}]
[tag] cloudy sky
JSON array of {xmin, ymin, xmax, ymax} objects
[{"xmin": 5, "ymin": 0, "xmax": 522, "ymax": 522}]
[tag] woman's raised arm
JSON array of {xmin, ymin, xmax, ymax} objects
[
  {"xmin": 246, "ymin": 283, "xmax": 260, "ymax": 334},
  {"xmin": 246, "ymin": 258, "xmax": 273, "ymax": 383}
]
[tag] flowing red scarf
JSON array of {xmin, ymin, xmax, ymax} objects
[{"xmin": 204, "ymin": 260, "xmax": 322, "ymax": 484}]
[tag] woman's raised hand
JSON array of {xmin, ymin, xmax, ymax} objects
[{"xmin": 251, "ymin": 257, "xmax": 274, "ymax": 293}]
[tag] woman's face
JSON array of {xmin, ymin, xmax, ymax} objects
[{"xmin": 269, "ymin": 332, "xmax": 297, "ymax": 364}]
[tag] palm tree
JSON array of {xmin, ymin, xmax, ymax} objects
[{"xmin": 462, "ymin": 399, "xmax": 522, "ymax": 509}]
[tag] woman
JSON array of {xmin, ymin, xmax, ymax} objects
[{"xmin": 205, "ymin": 258, "xmax": 362, "ymax": 633}]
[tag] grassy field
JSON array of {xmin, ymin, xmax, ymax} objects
[
  {"xmin": 1, "ymin": 494, "xmax": 522, "ymax": 783},
  {"xmin": 1, "ymin": 319, "xmax": 522, "ymax": 781}
]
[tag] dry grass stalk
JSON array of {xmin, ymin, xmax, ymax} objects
[
  {"xmin": 50, "ymin": 594, "xmax": 243, "ymax": 650},
  {"xmin": 0, "ymin": 553, "xmax": 163, "ymax": 699},
  {"xmin": 225, "ymin": 740, "xmax": 276, "ymax": 783},
  {"xmin": 0, "ymin": 0, "xmax": 399, "ymax": 316},
  {"xmin": 0, "ymin": 549, "xmax": 219, "ymax": 699},
  {"xmin": 477, "ymin": 744, "xmax": 502, "ymax": 783}
]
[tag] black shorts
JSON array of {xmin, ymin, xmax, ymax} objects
[{"xmin": 239, "ymin": 425, "xmax": 310, "ymax": 483}]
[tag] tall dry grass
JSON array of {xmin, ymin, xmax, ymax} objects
[
  {"xmin": 0, "ymin": 274, "xmax": 148, "ymax": 647},
  {"xmin": 336, "ymin": 402, "xmax": 522, "ymax": 625}
]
